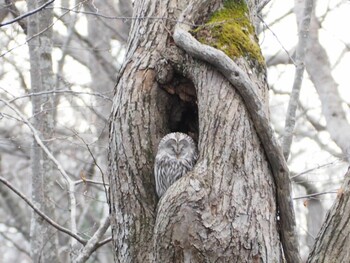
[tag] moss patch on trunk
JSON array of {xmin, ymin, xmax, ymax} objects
[{"xmin": 193, "ymin": 0, "xmax": 264, "ymax": 66}]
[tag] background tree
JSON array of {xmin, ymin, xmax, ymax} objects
[
  {"xmin": 0, "ymin": 0, "xmax": 350, "ymax": 262},
  {"xmin": 27, "ymin": 0, "xmax": 60, "ymax": 261},
  {"xmin": 0, "ymin": 0, "xmax": 130, "ymax": 261}
]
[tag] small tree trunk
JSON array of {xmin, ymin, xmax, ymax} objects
[{"xmin": 27, "ymin": 0, "xmax": 60, "ymax": 261}]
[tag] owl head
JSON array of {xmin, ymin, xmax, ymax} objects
[{"xmin": 157, "ymin": 132, "xmax": 197, "ymax": 160}]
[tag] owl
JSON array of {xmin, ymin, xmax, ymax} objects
[{"xmin": 154, "ymin": 132, "xmax": 198, "ymax": 197}]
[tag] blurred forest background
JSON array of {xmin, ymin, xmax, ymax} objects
[{"xmin": 0, "ymin": 0, "xmax": 349, "ymax": 262}]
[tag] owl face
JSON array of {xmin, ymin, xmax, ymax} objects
[
  {"xmin": 161, "ymin": 137, "xmax": 191, "ymax": 159},
  {"xmin": 157, "ymin": 132, "xmax": 197, "ymax": 161}
]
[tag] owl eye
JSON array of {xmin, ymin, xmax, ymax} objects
[
  {"xmin": 164, "ymin": 139, "xmax": 176, "ymax": 148},
  {"xmin": 178, "ymin": 144, "xmax": 184, "ymax": 152},
  {"xmin": 179, "ymin": 140, "xmax": 189, "ymax": 148}
]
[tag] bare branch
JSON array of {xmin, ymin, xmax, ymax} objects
[
  {"xmin": 0, "ymin": 0, "xmax": 85, "ymax": 57},
  {"xmin": 74, "ymin": 179, "xmax": 109, "ymax": 187},
  {"xmin": 0, "ymin": 0, "xmax": 55, "ymax": 28},
  {"xmin": 259, "ymin": 15, "xmax": 296, "ymax": 65},
  {"xmin": 0, "ymin": 176, "xmax": 112, "ymax": 251},
  {"xmin": 73, "ymin": 216, "xmax": 111, "ymax": 263},
  {"xmin": 293, "ymin": 190, "xmax": 337, "ymax": 200},
  {"xmin": 282, "ymin": 0, "xmax": 314, "ymax": 160},
  {"xmin": 297, "ymin": 103, "xmax": 326, "ymax": 131},
  {"xmin": 72, "ymin": 130, "xmax": 109, "ymax": 203},
  {"xmin": 257, "ymin": 0, "xmax": 271, "ymax": 12},
  {"xmin": 0, "ymin": 98, "xmax": 72, "ymax": 185},
  {"xmin": 291, "ymin": 161, "xmax": 340, "ymax": 180},
  {"xmin": 0, "ymin": 178, "xmax": 30, "ymax": 239},
  {"xmin": 8, "ymin": 89, "xmax": 112, "ymax": 103},
  {"xmin": 0, "ymin": 98, "xmax": 79, "ymax": 245},
  {"xmin": 3, "ymin": 0, "xmax": 27, "ymax": 33},
  {"xmin": 0, "ymin": 231, "xmax": 30, "ymax": 256},
  {"xmin": 48, "ymin": 6, "xmax": 197, "ymax": 26},
  {"xmin": 0, "ymin": 175, "xmax": 86, "ymax": 244}
]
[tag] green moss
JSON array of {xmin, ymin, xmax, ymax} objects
[{"xmin": 193, "ymin": 0, "xmax": 265, "ymax": 65}]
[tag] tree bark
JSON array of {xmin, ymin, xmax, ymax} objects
[
  {"xmin": 108, "ymin": 0, "xmax": 295, "ymax": 262},
  {"xmin": 108, "ymin": 1, "xmax": 172, "ymax": 261},
  {"xmin": 153, "ymin": 60, "xmax": 281, "ymax": 262},
  {"xmin": 27, "ymin": 0, "xmax": 60, "ymax": 261}
]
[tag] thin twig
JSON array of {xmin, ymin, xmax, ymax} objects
[
  {"xmin": 0, "ymin": 231, "xmax": 30, "ymax": 256},
  {"xmin": 0, "ymin": 98, "xmax": 79, "ymax": 246},
  {"xmin": 54, "ymin": 0, "xmax": 79, "ymax": 115},
  {"xmin": 0, "ymin": 0, "xmax": 87, "ymax": 57},
  {"xmin": 258, "ymin": 15, "xmax": 296, "ymax": 65},
  {"xmin": 0, "ymin": 175, "xmax": 110, "ymax": 250},
  {"xmin": 294, "ymin": 191, "xmax": 338, "ymax": 200},
  {"xmin": 257, "ymin": 0, "xmax": 271, "ymax": 12},
  {"xmin": 0, "ymin": 0, "xmax": 55, "ymax": 28},
  {"xmin": 8, "ymin": 89, "xmax": 112, "ymax": 103},
  {"xmin": 291, "ymin": 161, "xmax": 338, "ymax": 180},
  {"xmin": 73, "ymin": 131, "xmax": 109, "ymax": 204},
  {"xmin": 47, "ymin": 6, "xmax": 197, "ymax": 26},
  {"xmin": 74, "ymin": 179, "xmax": 109, "ymax": 186},
  {"xmin": 0, "ymin": 175, "xmax": 86, "ymax": 244},
  {"xmin": 0, "ymin": 98, "xmax": 71, "ymax": 184}
]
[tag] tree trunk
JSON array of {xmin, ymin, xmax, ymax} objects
[
  {"xmin": 303, "ymin": 3, "xmax": 350, "ymax": 162},
  {"xmin": 307, "ymin": 168, "xmax": 350, "ymax": 262},
  {"xmin": 153, "ymin": 61, "xmax": 281, "ymax": 262},
  {"xmin": 108, "ymin": 0, "xmax": 290, "ymax": 261},
  {"xmin": 27, "ymin": 0, "xmax": 60, "ymax": 261}
]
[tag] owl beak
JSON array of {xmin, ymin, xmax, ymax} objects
[{"xmin": 175, "ymin": 148, "xmax": 181, "ymax": 159}]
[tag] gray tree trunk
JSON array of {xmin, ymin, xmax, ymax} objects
[
  {"xmin": 27, "ymin": 0, "xmax": 60, "ymax": 261},
  {"xmin": 304, "ymin": 4, "xmax": 350, "ymax": 162},
  {"xmin": 108, "ymin": 0, "xmax": 284, "ymax": 262}
]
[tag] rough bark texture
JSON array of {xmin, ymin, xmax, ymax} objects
[
  {"xmin": 307, "ymin": 168, "xmax": 350, "ymax": 262},
  {"xmin": 172, "ymin": 3, "xmax": 300, "ymax": 260},
  {"xmin": 108, "ymin": 0, "xmax": 174, "ymax": 261},
  {"xmin": 109, "ymin": 0, "xmax": 284, "ymax": 262},
  {"xmin": 153, "ymin": 60, "xmax": 281, "ymax": 261}
]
